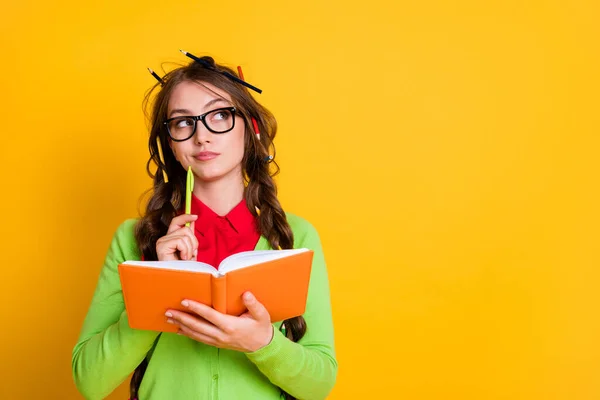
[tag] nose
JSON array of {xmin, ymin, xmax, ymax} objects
[{"xmin": 194, "ymin": 120, "xmax": 212, "ymax": 144}]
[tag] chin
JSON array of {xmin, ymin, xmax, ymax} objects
[
  {"xmin": 195, "ymin": 166, "xmax": 238, "ymax": 183},
  {"xmin": 196, "ymin": 172, "xmax": 225, "ymax": 183}
]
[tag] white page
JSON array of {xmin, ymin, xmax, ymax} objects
[
  {"xmin": 218, "ymin": 248, "xmax": 310, "ymax": 275},
  {"xmin": 121, "ymin": 260, "xmax": 218, "ymax": 276}
]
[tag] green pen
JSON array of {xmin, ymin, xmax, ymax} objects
[{"xmin": 185, "ymin": 166, "xmax": 193, "ymax": 227}]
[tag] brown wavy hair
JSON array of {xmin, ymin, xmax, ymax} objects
[{"xmin": 130, "ymin": 56, "xmax": 306, "ymax": 400}]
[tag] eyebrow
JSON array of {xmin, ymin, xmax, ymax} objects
[{"xmin": 168, "ymin": 98, "xmax": 228, "ymax": 118}]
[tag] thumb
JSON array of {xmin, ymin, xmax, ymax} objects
[{"xmin": 243, "ymin": 292, "xmax": 269, "ymax": 322}]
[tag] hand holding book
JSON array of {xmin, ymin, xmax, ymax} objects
[{"xmin": 165, "ymin": 291, "xmax": 274, "ymax": 352}]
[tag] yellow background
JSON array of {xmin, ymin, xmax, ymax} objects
[{"xmin": 1, "ymin": 0, "xmax": 599, "ymax": 399}]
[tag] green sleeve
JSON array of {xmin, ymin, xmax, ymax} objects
[
  {"xmin": 245, "ymin": 221, "xmax": 338, "ymax": 400},
  {"xmin": 71, "ymin": 219, "xmax": 160, "ymax": 400}
]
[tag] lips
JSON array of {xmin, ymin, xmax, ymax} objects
[{"xmin": 194, "ymin": 151, "xmax": 220, "ymax": 161}]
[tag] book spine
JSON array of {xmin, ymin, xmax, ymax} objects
[{"xmin": 211, "ymin": 275, "xmax": 227, "ymax": 314}]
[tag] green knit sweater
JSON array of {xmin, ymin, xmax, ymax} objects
[{"xmin": 72, "ymin": 213, "xmax": 337, "ymax": 400}]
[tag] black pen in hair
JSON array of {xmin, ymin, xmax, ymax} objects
[
  {"xmin": 147, "ymin": 68, "xmax": 164, "ymax": 85},
  {"xmin": 180, "ymin": 50, "xmax": 262, "ymax": 94},
  {"xmin": 180, "ymin": 49, "xmax": 198, "ymax": 61},
  {"xmin": 222, "ymin": 71, "xmax": 263, "ymax": 94},
  {"xmin": 179, "ymin": 49, "xmax": 211, "ymax": 68}
]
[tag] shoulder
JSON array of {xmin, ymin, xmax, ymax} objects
[
  {"xmin": 285, "ymin": 212, "xmax": 322, "ymax": 248},
  {"xmin": 285, "ymin": 212, "xmax": 318, "ymax": 235},
  {"xmin": 113, "ymin": 218, "xmax": 138, "ymax": 240},
  {"xmin": 108, "ymin": 218, "xmax": 141, "ymax": 260}
]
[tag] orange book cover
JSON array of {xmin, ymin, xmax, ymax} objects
[{"xmin": 118, "ymin": 249, "xmax": 313, "ymax": 332}]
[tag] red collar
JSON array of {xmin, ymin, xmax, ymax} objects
[{"xmin": 190, "ymin": 194, "xmax": 257, "ymax": 236}]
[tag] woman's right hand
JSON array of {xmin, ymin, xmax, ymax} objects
[{"xmin": 156, "ymin": 214, "xmax": 199, "ymax": 261}]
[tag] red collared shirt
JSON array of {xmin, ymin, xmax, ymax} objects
[{"xmin": 190, "ymin": 194, "xmax": 260, "ymax": 269}]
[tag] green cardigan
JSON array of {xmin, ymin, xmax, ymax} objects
[{"xmin": 72, "ymin": 213, "xmax": 337, "ymax": 400}]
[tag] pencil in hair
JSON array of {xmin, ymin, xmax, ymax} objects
[
  {"xmin": 147, "ymin": 68, "xmax": 164, "ymax": 85},
  {"xmin": 156, "ymin": 136, "xmax": 169, "ymax": 183}
]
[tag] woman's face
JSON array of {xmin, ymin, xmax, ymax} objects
[{"xmin": 167, "ymin": 80, "xmax": 246, "ymax": 184}]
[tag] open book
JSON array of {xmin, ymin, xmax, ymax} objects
[{"xmin": 118, "ymin": 248, "xmax": 314, "ymax": 333}]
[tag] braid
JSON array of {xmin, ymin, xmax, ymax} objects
[
  {"xmin": 128, "ymin": 358, "xmax": 147, "ymax": 400},
  {"xmin": 245, "ymin": 143, "xmax": 307, "ymax": 400},
  {"xmin": 130, "ymin": 162, "xmax": 185, "ymax": 399},
  {"xmin": 246, "ymin": 165, "xmax": 293, "ymax": 249}
]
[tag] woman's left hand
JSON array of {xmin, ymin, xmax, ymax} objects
[{"xmin": 166, "ymin": 292, "xmax": 274, "ymax": 353}]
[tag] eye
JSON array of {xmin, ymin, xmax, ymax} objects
[
  {"xmin": 174, "ymin": 117, "xmax": 194, "ymax": 128},
  {"xmin": 212, "ymin": 111, "xmax": 230, "ymax": 121}
]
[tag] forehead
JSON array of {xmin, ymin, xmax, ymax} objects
[{"xmin": 168, "ymin": 80, "xmax": 232, "ymax": 111}]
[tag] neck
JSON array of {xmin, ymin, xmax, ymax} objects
[{"xmin": 192, "ymin": 171, "xmax": 245, "ymax": 216}]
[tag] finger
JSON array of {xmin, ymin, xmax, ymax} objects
[
  {"xmin": 181, "ymin": 234, "xmax": 194, "ymax": 260},
  {"xmin": 160, "ymin": 236, "xmax": 193, "ymax": 260},
  {"xmin": 156, "ymin": 236, "xmax": 177, "ymax": 261},
  {"xmin": 167, "ymin": 310, "xmax": 224, "ymax": 340},
  {"xmin": 167, "ymin": 214, "xmax": 198, "ymax": 234},
  {"xmin": 181, "ymin": 299, "xmax": 229, "ymax": 330},
  {"xmin": 242, "ymin": 292, "xmax": 270, "ymax": 322},
  {"xmin": 169, "ymin": 226, "xmax": 197, "ymax": 260},
  {"xmin": 171, "ymin": 235, "xmax": 192, "ymax": 260},
  {"xmin": 177, "ymin": 324, "xmax": 219, "ymax": 347},
  {"xmin": 182, "ymin": 226, "xmax": 198, "ymax": 259}
]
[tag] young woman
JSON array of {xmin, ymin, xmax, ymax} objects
[{"xmin": 71, "ymin": 54, "xmax": 337, "ymax": 400}]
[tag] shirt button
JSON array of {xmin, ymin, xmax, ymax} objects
[{"xmin": 212, "ymin": 374, "xmax": 218, "ymax": 381}]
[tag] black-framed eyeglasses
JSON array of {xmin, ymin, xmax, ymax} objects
[{"xmin": 163, "ymin": 106, "xmax": 237, "ymax": 142}]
